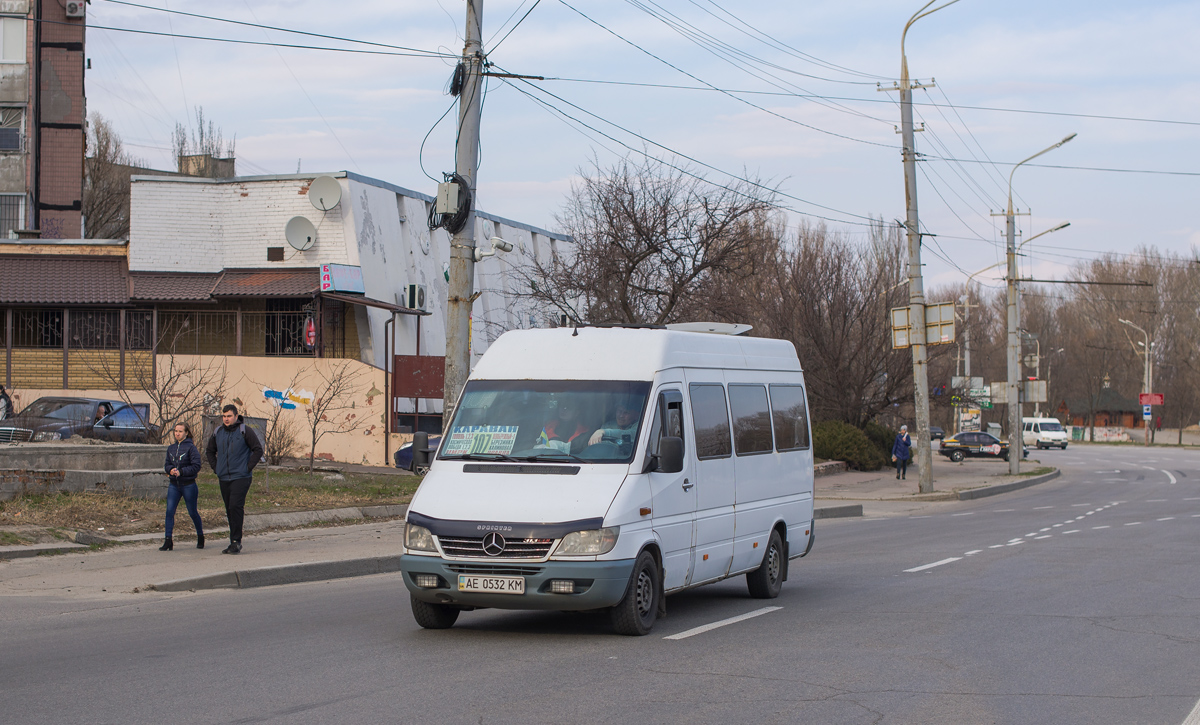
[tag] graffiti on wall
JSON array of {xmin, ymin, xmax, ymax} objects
[{"xmin": 263, "ymin": 387, "xmax": 313, "ymax": 410}]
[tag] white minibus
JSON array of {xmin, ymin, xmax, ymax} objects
[
  {"xmin": 1022, "ymin": 416, "xmax": 1069, "ymax": 449},
  {"xmin": 399, "ymin": 325, "xmax": 815, "ymax": 635}
]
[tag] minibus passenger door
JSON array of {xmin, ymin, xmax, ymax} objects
[{"xmin": 647, "ymin": 388, "xmax": 696, "ymax": 591}]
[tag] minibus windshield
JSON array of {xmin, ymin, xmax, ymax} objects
[
  {"xmin": 439, "ymin": 380, "xmax": 652, "ymax": 464},
  {"xmin": 1040, "ymin": 421, "xmax": 1064, "ymax": 432}
]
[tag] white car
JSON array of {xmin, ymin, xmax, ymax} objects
[{"xmin": 1023, "ymin": 417, "xmax": 1069, "ymax": 449}]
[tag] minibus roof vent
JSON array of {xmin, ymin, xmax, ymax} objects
[{"xmin": 665, "ymin": 322, "xmax": 753, "ymax": 336}]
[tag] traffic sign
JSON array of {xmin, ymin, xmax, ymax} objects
[
  {"xmin": 968, "ymin": 388, "xmax": 989, "ymax": 398},
  {"xmin": 980, "ymin": 401, "xmax": 993, "ymax": 409},
  {"xmin": 1143, "ymin": 404, "xmax": 1152, "ymax": 420},
  {"xmin": 1138, "ymin": 393, "xmax": 1164, "ymax": 406}
]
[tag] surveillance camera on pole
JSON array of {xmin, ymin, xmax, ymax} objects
[{"xmin": 474, "ymin": 236, "xmax": 512, "ymax": 262}]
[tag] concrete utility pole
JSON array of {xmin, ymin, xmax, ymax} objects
[
  {"xmin": 887, "ymin": 0, "xmax": 959, "ymax": 493},
  {"xmin": 443, "ymin": 0, "xmax": 485, "ymax": 421},
  {"xmin": 1005, "ymin": 133, "xmax": 1075, "ymax": 474}
]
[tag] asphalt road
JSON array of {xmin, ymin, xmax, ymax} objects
[{"xmin": 2, "ymin": 444, "xmax": 1198, "ymax": 724}]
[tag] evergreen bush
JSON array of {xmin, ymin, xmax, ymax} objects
[{"xmin": 812, "ymin": 420, "xmax": 887, "ymax": 471}]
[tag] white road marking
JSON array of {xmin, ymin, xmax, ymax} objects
[
  {"xmin": 1125, "ymin": 522, "xmax": 1142, "ymax": 526},
  {"xmin": 1148, "ymin": 499, "xmax": 1168, "ymax": 502},
  {"xmin": 1075, "ymin": 516, "xmax": 1086, "ymax": 520},
  {"xmin": 1026, "ymin": 532, "xmax": 1038, "ymax": 537},
  {"xmin": 1071, "ymin": 503, "xmax": 1091, "ymax": 507},
  {"xmin": 1063, "ymin": 530, "xmax": 1081, "ymax": 534},
  {"xmin": 989, "ymin": 544, "xmax": 1005, "ymax": 549},
  {"xmin": 904, "ymin": 557, "xmax": 962, "ymax": 573},
  {"xmin": 1142, "ymin": 465, "xmax": 1159, "ymax": 470},
  {"xmin": 1009, "ymin": 538, "xmax": 1024, "ymax": 543},
  {"xmin": 952, "ymin": 512, "xmax": 975, "ymax": 516},
  {"xmin": 1006, "ymin": 541, "xmax": 1023, "ymax": 546},
  {"xmin": 1162, "ymin": 470, "xmax": 1178, "ymax": 484},
  {"xmin": 1052, "ymin": 524, "xmax": 1063, "ymax": 528},
  {"xmin": 910, "ymin": 515, "xmax": 931, "ymax": 519},
  {"xmin": 1034, "ymin": 506, "xmax": 1054, "ymax": 510},
  {"xmin": 1158, "ymin": 517, "xmax": 1175, "ymax": 521},
  {"xmin": 1092, "ymin": 526, "xmax": 1110, "ymax": 530},
  {"xmin": 1180, "ymin": 693, "xmax": 1200, "ymax": 725},
  {"xmin": 1039, "ymin": 527, "xmax": 1051, "ymax": 532},
  {"xmin": 1193, "ymin": 514, "xmax": 1200, "ymax": 518},
  {"xmin": 994, "ymin": 509, "xmax": 1015, "ymax": 512},
  {"xmin": 1034, "ymin": 535, "xmax": 1052, "ymax": 540},
  {"xmin": 964, "ymin": 550, "xmax": 981, "ymax": 556},
  {"xmin": 1184, "ymin": 498, "xmax": 1200, "ymax": 501},
  {"xmin": 1085, "ymin": 511, "xmax": 1095, "ymax": 515},
  {"xmin": 663, "ymin": 606, "xmax": 783, "ymax": 640}
]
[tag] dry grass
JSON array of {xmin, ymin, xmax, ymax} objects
[{"xmin": 0, "ymin": 470, "xmax": 421, "ymax": 537}]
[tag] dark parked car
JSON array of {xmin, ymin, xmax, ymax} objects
[
  {"xmin": 0, "ymin": 397, "xmax": 160, "ymax": 443},
  {"xmin": 937, "ymin": 431, "xmax": 1028, "ymax": 463},
  {"xmin": 928, "ymin": 426, "xmax": 945, "ymax": 441},
  {"xmin": 394, "ymin": 435, "xmax": 441, "ymax": 473}
]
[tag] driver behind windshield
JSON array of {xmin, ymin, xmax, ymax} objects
[
  {"xmin": 536, "ymin": 396, "xmax": 589, "ymax": 454},
  {"xmin": 588, "ymin": 396, "xmax": 640, "ymax": 446}
]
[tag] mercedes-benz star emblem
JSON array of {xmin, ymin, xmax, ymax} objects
[{"xmin": 482, "ymin": 532, "xmax": 506, "ymax": 556}]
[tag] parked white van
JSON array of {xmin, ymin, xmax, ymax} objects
[
  {"xmin": 1023, "ymin": 416, "xmax": 1069, "ymax": 449},
  {"xmin": 399, "ymin": 325, "xmax": 815, "ymax": 635}
]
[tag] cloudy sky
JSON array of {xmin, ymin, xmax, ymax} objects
[{"xmin": 85, "ymin": 0, "xmax": 1199, "ymax": 292}]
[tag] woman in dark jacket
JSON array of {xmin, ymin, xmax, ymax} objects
[
  {"xmin": 161, "ymin": 422, "xmax": 204, "ymax": 551},
  {"xmin": 892, "ymin": 425, "xmax": 912, "ymax": 480}
]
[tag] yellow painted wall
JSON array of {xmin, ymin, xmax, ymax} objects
[{"xmin": 7, "ymin": 354, "xmax": 408, "ymax": 467}]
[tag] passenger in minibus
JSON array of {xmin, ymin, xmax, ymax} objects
[{"xmin": 537, "ymin": 396, "xmax": 590, "ymax": 454}]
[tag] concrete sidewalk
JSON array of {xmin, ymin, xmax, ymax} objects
[{"xmin": 0, "ymin": 456, "xmax": 1059, "ymax": 599}]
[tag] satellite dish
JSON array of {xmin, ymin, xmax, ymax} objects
[
  {"xmin": 285, "ymin": 216, "xmax": 317, "ymax": 251},
  {"xmin": 309, "ymin": 176, "xmax": 342, "ymax": 211}
]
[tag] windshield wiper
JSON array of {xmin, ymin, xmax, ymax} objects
[
  {"xmin": 520, "ymin": 452, "xmax": 587, "ymax": 463},
  {"xmin": 440, "ymin": 453, "xmax": 524, "ymax": 462}
]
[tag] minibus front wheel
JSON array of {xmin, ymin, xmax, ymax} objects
[
  {"xmin": 411, "ymin": 595, "xmax": 460, "ymax": 629},
  {"xmin": 610, "ymin": 550, "xmax": 660, "ymax": 636}
]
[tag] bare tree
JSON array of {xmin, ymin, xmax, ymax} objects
[
  {"xmin": 245, "ymin": 370, "xmax": 305, "ymax": 466},
  {"xmin": 81, "ymin": 320, "xmax": 228, "ymax": 443},
  {"xmin": 302, "ymin": 360, "xmax": 372, "ymax": 472},
  {"xmin": 83, "ymin": 114, "xmax": 143, "ymax": 239},
  {"xmin": 704, "ymin": 218, "xmax": 911, "ymax": 427},
  {"xmin": 520, "ymin": 155, "xmax": 779, "ymax": 325}
]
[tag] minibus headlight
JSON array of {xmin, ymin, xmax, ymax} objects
[
  {"xmin": 555, "ymin": 527, "xmax": 619, "ymax": 556},
  {"xmin": 404, "ymin": 523, "xmax": 437, "ymax": 552}
]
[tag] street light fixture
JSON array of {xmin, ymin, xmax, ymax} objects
[
  {"xmin": 1005, "ymin": 134, "xmax": 1076, "ymax": 475},
  {"xmin": 1118, "ymin": 317, "xmax": 1154, "ymax": 446}
]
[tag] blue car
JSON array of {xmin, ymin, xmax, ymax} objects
[{"xmin": 394, "ymin": 435, "xmax": 441, "ymax": 472}]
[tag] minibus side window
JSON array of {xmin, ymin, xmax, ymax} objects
[
  {"xmin": 728, "ymin": 384, "xmax": 773, "ymax": 455},
  {"xmin": 769, "ymin": 384, "xmax": 810, "ymax": 451},
  {"xmin": 649, "ymin": 389, "xmax": 684, "ymax": 458},
  {"xmin": 689, "ymin": 383, "xmax": 732, "ymax": 459}
]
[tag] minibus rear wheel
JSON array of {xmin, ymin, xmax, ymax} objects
[
  {"xmin": 610, "ymin": 551, "xmax": 659, "ymax": 636},
  {"xmin": 411, "ymin": 596, "xmax": 460, "ymax": 629},
  {"xmin": 746, "ymin": 530, "xmax": 784, "ymax": 599}
]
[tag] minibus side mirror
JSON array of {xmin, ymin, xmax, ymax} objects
[
  {"xmin": 657, "ymin": 437, "xmax": 684, "ymax": 474},
  {"xmin": 412, "ymin": 431, "xmax": 430, "ymax": 469}
]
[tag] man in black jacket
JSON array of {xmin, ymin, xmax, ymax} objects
[{"xmin": 205, "ymin": 404, "xmax": 264, "ymax": 554}]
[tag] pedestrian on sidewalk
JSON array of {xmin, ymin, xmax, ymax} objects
[
  {"xmin": 205, "ymin": 404, "xmax": 263, "ymax": 555},
  {"xmin": 892, "ymin": 425, "xmax": 912, "ymax": 480},
  {"xmin": 161, "ymin": 422, "xmax": 204, "ymax": 551},
  {"xmin": 0, "ymin": 385, "xmax": 12, "ymax": 420}
]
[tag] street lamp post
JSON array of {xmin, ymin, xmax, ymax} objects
[
  {"xmin": 1118, "ymin": 318, "xmax": 1152, "ymax": 446},
  {"xmin": 1006, "ymin": 133, "xmax": 1076, "ymax": 474},
  {"xmin": 896, "ymin": 0, "xmax": 961, "ymax": 494}
]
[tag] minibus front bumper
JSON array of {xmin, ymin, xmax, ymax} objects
[{"xmin": 401, "ymin": 555, "xmax": 636, "ymax": 611}]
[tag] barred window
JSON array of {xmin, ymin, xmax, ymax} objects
[
  {"xmin": 0, "ymin": 108, "xmax": 21, "ymax": 151},
  {"xmin": 13, "ymin": 309, "xmax": 63, "ymax": 348},
  {"xmin": 0, "ymin": 193, "xmax": 21, "ymax": 238}
]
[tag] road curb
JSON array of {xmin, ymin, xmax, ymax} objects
[
  {"xmin": 956, "ymin": 469, "xmax": 1061, "ymax": 500},
  {"xmin": 149, "ymin": 555, "xmax": 404, "ymax": 592},
  {"xmin": 814, "ymin": 504, "xmax": 863, "ymax": 519},
  {"xmin": 0, "ymin": 541, "xmax": 90, "ymax": 559}
]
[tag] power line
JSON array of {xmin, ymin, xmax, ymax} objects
[
  {"xmin": 488, "ymin": 0, "xmax": 542, "ymax": 53},
  {"xmin": 103, "ymin": 0, "xmax": 455, "ymax": 57},
  {"xmin": 555, "ymin": 0, "xmax": 896, "ymax": 150},
  {"xmin": 923, "ymin": 155, "xmax": 1200, "ymax": 178},
  {"xmin": 499, "ymin": 75, "xmax": 882, "ymax": 227},
  {"xmin": 530, "ymin": 75, "xmax": 1200, "ymax": 128},
  {"xmin": 46, "ymin": 19, "xmax": 452, "ymax": 59}
]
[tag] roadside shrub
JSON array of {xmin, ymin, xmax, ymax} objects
[
  {"xmin": 862, "ymin": 420, "xmax": 899, "ymax": 461},
  {"xmin": 812, "ymin": 420, "xmax": 886, "ymax": 471}
]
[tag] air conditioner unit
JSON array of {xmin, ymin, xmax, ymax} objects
[
  {"xmin": 65, "ymin": 1, "xmax": 86, "ymax": 18},
  {"xmin": 406, "ymin": 284, "xmax": 427, "ymax": 311}
]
